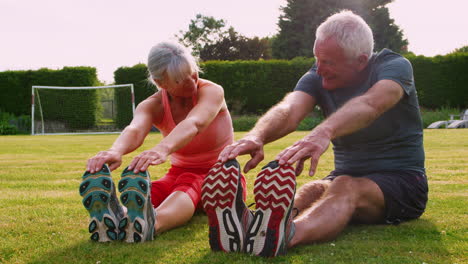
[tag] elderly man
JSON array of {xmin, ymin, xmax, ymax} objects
[{"xmin": 202, "ymin": 10, "xmax": 428, "ymax": 257}]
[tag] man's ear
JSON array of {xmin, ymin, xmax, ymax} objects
[{"xmin": 357, "ymin": 54, "xmax": 369, "ymax": 71}]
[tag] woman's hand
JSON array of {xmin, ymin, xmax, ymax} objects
[
  {"xmin": 86, "ymin": 150, "xmax": 123, "ymax": 173},
  {"xmin": 128, "ymin": 146, "xmax": 169, "ymax": 173}
]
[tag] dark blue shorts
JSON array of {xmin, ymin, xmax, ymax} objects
[{"xmin": 324, "ymin": 170, "xmax": 428, "ymax": 225}]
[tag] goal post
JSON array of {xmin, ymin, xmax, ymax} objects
[{"xmin": 31, "ymin": 84, "xmax": 135, "ymax": 135}]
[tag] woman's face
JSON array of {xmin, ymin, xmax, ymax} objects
[{"xmin": 156, "ymin": 72, "xmax": 198, "ymax": 98}]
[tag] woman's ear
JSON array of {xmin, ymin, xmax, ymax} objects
[
  {"xmin": 154, "ymin": 79, "xmax": 163, "ymax": 88},
  {"xmin": 191, "ymin": 72, "xmax": 199, "ymax": 82}
]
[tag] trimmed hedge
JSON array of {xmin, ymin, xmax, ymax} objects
[
  {"xmin": 408, "ymin": 53, "xmax": 468, "ymax": 108},
  {"xmin": 0, "ymin": 67, "xmax": 99, "ymax": 131},
  {"xmin": 201, "ymin": 58, "xmax": 313, "ymax": 114},
  {"xmin": 112, "ymin": 53, "xmax": 467, "ymax": 130},
  {"xmin": 114, "ymin": 64, "xmax": 155, "ymax": 128},
  {"xmin": 113, "ymin": 59, "xmax": 314, "ymax": 129}
]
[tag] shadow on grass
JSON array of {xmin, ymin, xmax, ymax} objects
[
  {"xmin": 192, "ymin": 218, "xmax": 450, "ymax": 264},
  {"xmin": 29, "ymin": 218, "xmax": 449, "ymax": 264}
]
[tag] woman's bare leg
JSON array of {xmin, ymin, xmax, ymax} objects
[{"xmin": 154, "ymin": 191, "xmax": 195, "ymax": 233}]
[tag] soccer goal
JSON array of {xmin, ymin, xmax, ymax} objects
[{"xmin": 31, "ymin": 84, "xmax": 135, "ymax": 135}]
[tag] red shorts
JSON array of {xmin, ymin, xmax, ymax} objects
[{"xmin": 151, "ymin": 165, "xmax": 247, "ymax": 209}]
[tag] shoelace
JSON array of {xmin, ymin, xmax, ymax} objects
[{"xmin": 292, "ymin": 207, "xmax": 300, "ymax": 218}]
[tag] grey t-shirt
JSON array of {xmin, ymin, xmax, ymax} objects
[{"xmin": 294, "ymin": 49, "xmax": 425, "ymax": 174}]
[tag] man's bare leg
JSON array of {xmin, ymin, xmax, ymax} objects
[
  {"xmin": 289, "ymin": 175, "xmax": 385, "ymax": 247},
  {"xmin": 294, "ymin": 180, "xmax": 331, "ymax": 214}
]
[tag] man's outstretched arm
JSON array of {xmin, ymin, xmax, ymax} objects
[
  {"xmin": 277, "ymin": 79, "xmax": 404, "ymax": 176},
  {"xmin": 219, "ymin": 91, "xmax": 316, "ymax": 172}
]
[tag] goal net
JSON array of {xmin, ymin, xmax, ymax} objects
[{"xmin": 31, "ymin": 84, "xmax": 135, "ymax": 135}]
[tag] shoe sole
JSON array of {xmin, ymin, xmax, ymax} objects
[
  {"xmin": 79, "ymin": 164, "xmax": 119, "ymax": 242},
  {"xmin": 117, "ymin": 167, "xmax": 155, "ymax": 242},
  {"xmin": 246, "ymin": 161, "xmax": 296, "ymax": 257},
  {"xmin": 202, "ymin": 160, "xmax": 244, "ymax": 252}
]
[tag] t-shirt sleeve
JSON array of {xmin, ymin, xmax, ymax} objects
[
  {"xmin": 293, "ymin": 69, "xmax": 322, "ymax": 98},
  {"xmin": 376, "ymin": 56, "xmax": 415, "ymax": 95}
]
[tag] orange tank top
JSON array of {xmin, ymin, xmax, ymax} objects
[{"xmin": 155, "ymin": 79, "xmax": 234, "ymax": 168}]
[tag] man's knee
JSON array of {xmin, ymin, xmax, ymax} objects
[
  {"xmin": 327, "ymin": 175, "xmax": 357, "ymax": 197},
  {"xmin": 294, "ymin": 180, "xmax": 331, "ymax": 211},
  {"xmin": 298, "ymin": 180, "xmax": 331, "ymax": 194},
  {"xmin": 327, "ymin": 175, "xmax": 385, "ymax": 222},
  {"xmin": 328, "ymin": 176, "xmax": 383, "ymax": 205}
]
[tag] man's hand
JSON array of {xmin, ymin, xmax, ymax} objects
[
  {"xmin": 128, "ymin": 146, "xmax": 169, "ymax": 173},
  {"xmin": 87, "ymin": 150, "xmax": 123, "ymax": 173},
  {"xmin": 218, "ymin": 135, "xmax": 265, "ymax": 173},
  {"xmin": 276, "ymin": 127, "xmax": 331, "ymax": 176}
]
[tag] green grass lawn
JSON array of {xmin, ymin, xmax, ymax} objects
[{"xmin": 0, "ymin": 130, "xmax": 466, "ymax": 264}]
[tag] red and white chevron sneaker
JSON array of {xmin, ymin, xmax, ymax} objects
[
  {"xmin": 202, "ymin": 159, "xmax": 252, "ymax": 253},
  {"xmin": 245, "ymin": 160, "xmax": 296, "ymax": 257}
]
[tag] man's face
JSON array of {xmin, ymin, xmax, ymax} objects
[{"xmin": 314, "ymin": 37, "xmax": 365, "ymax": 90}]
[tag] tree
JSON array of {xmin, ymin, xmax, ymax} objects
[
  {"xmin": 178, "ymin": 14, "xmax": 271, "ymax": 61},
  {"xmin": 200, "ymin": 28, "xmax": 271, "ymax": 61},
  {"xmin": 272, "ymin": 0, "xmax": 408, "ymax": 59},
  {"xmin": 176, "ymin": 14, "xmax": 227, "ymax": 57},
  {"xmin": 451, "ymin": 45, "xmax": 468, "ymax": 53}
]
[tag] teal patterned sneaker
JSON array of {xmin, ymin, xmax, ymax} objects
[
  {"xmin": 79, "ymin": 164, "xmax": 124, "ymax": 242},
  {"xmin": 118, "ymin": 167, "xmax": 156, "ymax": 243}
]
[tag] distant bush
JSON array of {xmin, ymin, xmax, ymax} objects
[
  {"xmin": 297, "ymin": 116, "xmax": 323, "ymax": 131},
  {"xmin": 232, "ymin": 114, "xmax": 323, "ymax": 132},
  {"xmin": 420, "ymin": 107, "xmax": 462, "ymax": 128},
  {"xmin": 232, "ymin": 116, "xmax": 258, "ymax": 131},
  {"xmin": 0, "ymin": 122, "xmax": 18, "ymax": 135},
  {"xmin": 0, "ymin": 110, "xmax": 31, "ymax": 134},
  {"xmin": 232, "ymin": 108, "xmax": 463, "ymax": 132}
]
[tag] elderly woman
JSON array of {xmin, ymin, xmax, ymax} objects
[{"xmin": 79, "ymin": 41, "xmax": 245, "ymax": 243}]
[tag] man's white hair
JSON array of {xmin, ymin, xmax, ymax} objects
[
  {"xmin": 314, "ymin": 10, "xmax": 374, "ymax": 59},
  {"xmin": 147, "ymin": 41, "xmax": 200, "ymax": 84}
]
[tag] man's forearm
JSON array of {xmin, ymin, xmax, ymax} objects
[
  {"xmin": 249, "ymin": 104, "xmax": 298, "ymax": 144},
  {"xmin": 317, "ymin": 95, "xmax": 382, "ymax": 140},
  {"xmin": 318, "ymin": 80, "xmax": 404, "ymax": 140}
]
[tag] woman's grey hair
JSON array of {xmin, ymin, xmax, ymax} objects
[
  {"xmin": 147, "ymin": 42, "xmax": 200, "ymax": 85},
  {"xmin": 314, "ymin": 10, "xmax": 374, "ymax": 60}
]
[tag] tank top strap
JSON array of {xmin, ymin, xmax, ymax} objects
[
  {"xmin": 192, "ymin": 83, "xmax": 200, "ymax": 105},
  {"xmin": 192, "ymin": 79, "xmax": 211, "ymax": 105}
]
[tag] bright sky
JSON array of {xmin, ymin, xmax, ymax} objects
[{"xmin": 1, "ymin": 0, "xmax": 467, "ymax": 83}]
